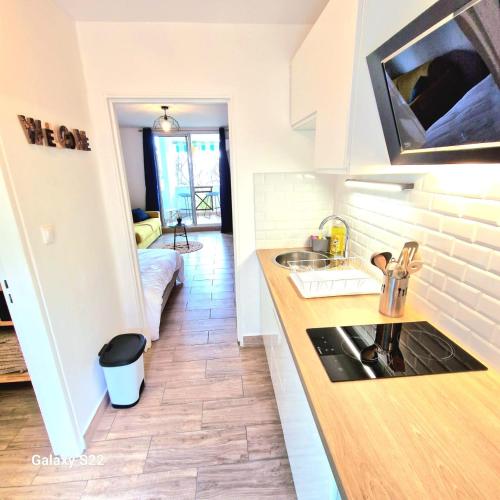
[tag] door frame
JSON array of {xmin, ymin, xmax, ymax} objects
[
  {"xmin": 186, "ymin": 133, "xmax": 197, "ymax": 225},
  {"xmin": 106, "ymin": 95, "xmax": 238, "ymax": 340}
]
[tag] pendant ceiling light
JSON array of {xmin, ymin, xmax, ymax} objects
[{"xmin": 153, "ymin": 105, "xmax": 180, "ymax": 133}]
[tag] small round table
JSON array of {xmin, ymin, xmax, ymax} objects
[{"xmin": 169, "ymin": 223, "xmax": 189, "ymax": 250}]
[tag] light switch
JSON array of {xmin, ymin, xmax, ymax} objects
[{"xmin": 40, "ymin": 224, "xmax": 55, "ymax": 245}]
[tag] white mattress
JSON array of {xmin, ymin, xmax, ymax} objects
[
  {"xmin": 138, "ymin": 249, "xmax": 184, "ymax": 343},
  {"xmin": 424, "ymin": 74, "xmax": 500, "ymax": 148}
]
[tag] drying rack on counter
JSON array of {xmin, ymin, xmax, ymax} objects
[{"xmin": 288, "ymin": 257, "xmax": 381, "ymax": 299}]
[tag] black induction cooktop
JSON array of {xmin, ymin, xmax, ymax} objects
[{"xmin": 307, "ymin": 321, "xmax": 487, "ymax": 382}]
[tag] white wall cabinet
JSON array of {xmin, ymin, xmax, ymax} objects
[
  {"xmin": 290, "ymin": 0, "xmax": 362, "ymax": 172},
  {"xmin": 289, "ymin": 28, "xmax": 319, "ymax": 130},
  {"xmin": 260, "ymin": 272, "xmax": 340, "ymax": 500}
]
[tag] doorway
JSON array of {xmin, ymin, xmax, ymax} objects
[
  {"xmin": 110, "ymin": 97, "xmax": 237, "ymax": 344},
  {"xmin": 155, "ymin": 132, "xmax": 222, "ymax": 227}
]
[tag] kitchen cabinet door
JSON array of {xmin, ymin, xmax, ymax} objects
[
  {"xmin": 260, "ymin": 272, "xmax": 283, "ymax": 402},
  {"xmin": 290, "ymin": 0, "xmax": 362, "ymax": 173},
  {"xmin": 312, "ymin": 0, "xmax": 361, "ymax": 173},
  {"xmin": 260, "ymin": 272, "xmax": 339, "ymax": 500},
  {"xmin": 290, "ymin": 24, "xmax": 321, "ymax": 130}
]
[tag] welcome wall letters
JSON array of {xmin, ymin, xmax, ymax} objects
[{"xmin": 18, "ymin": 115, "xmax": 91, "ymax": 151}]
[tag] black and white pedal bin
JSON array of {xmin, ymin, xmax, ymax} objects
[{"xmin": 99, "ymin": 333, "xmax": 146, "ymax": 408}]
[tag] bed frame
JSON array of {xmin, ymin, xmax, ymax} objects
[{"xmin": 160, "ymin": 269, "xmax": 180, "ymax": 313}]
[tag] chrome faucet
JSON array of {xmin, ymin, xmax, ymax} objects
[{"xmin": 318, "ymin": 215, "xmax": 350, "ymax": 258}]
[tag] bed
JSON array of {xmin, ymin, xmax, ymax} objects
[
  {"xmin": 423, "ymin": 74, "xmax": 500, "ymax": 148},
  {"xmin": 387, "ymin": 49, "xmax": 500, "ymax": 151},
  {"xmin": 138, "ymin": 248, "xmax": 184, "ymax": 344}
]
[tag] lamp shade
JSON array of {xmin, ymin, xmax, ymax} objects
[
  {"xmin": 161, "ymin": 119, "xmax": 172, "ymax": 132},
  {"xmin": 153, "ymin": 105, "xmax": 180, "ymax": 133}
]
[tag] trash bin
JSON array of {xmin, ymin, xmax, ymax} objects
[{"xmin": 98, "ymin": 333, "xmax": 146, "ymax": 408}]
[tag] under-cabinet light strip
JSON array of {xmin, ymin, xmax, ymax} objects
[{"xmin": 344, "ymin": 179, "xmax": 414, "ymax": 192}]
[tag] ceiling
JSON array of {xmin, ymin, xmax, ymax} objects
[
  {"xmin": 114, "ymin": 102, "xmax": 229, "ymax": 129},
  {"xmin": 54, "ymin": 0, "xmax": 328, "ymax": 24}
]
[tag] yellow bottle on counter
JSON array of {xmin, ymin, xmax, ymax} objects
[{"xmin": 329, "ymin": 223, "xmax": 346, "ymax": 257}]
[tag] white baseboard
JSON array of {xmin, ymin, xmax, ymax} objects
[{"xmin": 83, "ymin": 391, "xmax": 109, "ymax": 447}]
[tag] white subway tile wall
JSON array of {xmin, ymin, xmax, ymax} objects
[
  {"xmin": 254, "ymin": 173, "xmax": 334, "ymax": 248},
  {"xmin": 335, "ymin": 166, "xmax": 500, "ymax": 368}
]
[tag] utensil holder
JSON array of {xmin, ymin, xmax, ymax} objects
[
  {"xmin": 311, "ymin": 237, "xmax": 330, "ymax": 254},
  {"xmin": 379, "ymin": 276, "xmax": 409, "ymax": 317}
]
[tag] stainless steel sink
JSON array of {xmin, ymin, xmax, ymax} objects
[{"xmin": 274, "ymin": 250, "xmax": 331, "ymax": 269}]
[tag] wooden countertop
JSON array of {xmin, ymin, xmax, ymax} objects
[{"xmin": 257, "ymin": 248, "xmax": 500, "ymax": 499}]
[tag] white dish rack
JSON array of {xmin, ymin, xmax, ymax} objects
[{"xmin": 288, "ymin": 257, "xmax": 381, "ymax": 298}]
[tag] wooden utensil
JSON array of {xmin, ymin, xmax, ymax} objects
[
  {"xmin": 397, "ymin": 241, "xmax": 419, "ymax": 265},
  {"xmin": 406, "ymin": 260, "xmax": 423, "ymax": 274},
  {"xmin": 401, "ymin": 248, "xmax": 410, "ymax": 277},
  {"xmin": 393, "ymin": 265, "xmax": 407, "ymax": 279},
  {"xmin": 370, "ymin": 252, "xmax": 392, "ymax": 275}
]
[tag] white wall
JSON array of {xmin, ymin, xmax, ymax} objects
[
  {"xmin": 254, "ymin": 173, "xmax": 334, "ymax": 248},
  {"xmin": 0, "ymin": 0, "xmax": 123, "ymax": 455},
  {"xmin": 119, "ymin": 127, "xmax": 145, "ymax": 209},
  {"xmin": 335, "ymin": 169, "xmax": 500, "ymax": 368},
  {"xmin": 76, "ymin": 22, "xmax": 314, "ymax": 338}
]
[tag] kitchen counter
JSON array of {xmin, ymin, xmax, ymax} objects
[{"xmin": 257, "ymin": 248, "xmax": 500, "ymax": 499}]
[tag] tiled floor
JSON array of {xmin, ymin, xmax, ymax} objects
[{"xmin": 0, "ymin": 232, "xmax": 296, "ymax": 499}]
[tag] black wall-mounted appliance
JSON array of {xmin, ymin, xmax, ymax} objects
[{"xmin": 367, "ymin": 0, "xmax": 500, "ymax": 165}]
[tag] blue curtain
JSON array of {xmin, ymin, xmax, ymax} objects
[
  {"xmin": 219, "ymin": 127, "xmax": 233, "ymax": 234},
  {"xmin": 142, "ymin": 128, "xmax": 161, "ymax": 211}
]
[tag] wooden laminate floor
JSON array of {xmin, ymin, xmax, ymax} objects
[{"xmin": 0, "ymin": 232, "xmax": 296, "ymax": 499}]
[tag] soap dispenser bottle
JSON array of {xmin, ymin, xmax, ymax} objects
[{"xmin": 329, "ymin": 220, "xmax": 347, "ymax": 257}]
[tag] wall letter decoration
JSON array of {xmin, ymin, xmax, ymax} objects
[
  {"xmin": 18, "ymin": 115, "xmax": 44, "ymax": 145},
  {"xmin": 44, "ymin": 124, "xmax": 56, "ymax": 147},
  {"xmin": 17, "ymin": 115, "xmax": 91, "ymax": 151}
]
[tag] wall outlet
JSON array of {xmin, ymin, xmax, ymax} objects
[{"xmin": 40, "ymin": 224, "xmax": 55, "ymax": 245}]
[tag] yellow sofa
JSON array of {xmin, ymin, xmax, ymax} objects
[{"xmin": 134, "ymin": 211, "xmax": 162, "ymax": 248}]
